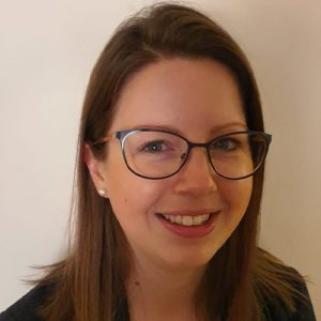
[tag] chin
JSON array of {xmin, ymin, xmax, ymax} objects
[{"xmin": 161, "ymin": 250, "xmax": 217, "ymax": 272}]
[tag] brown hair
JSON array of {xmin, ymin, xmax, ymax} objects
[{"xmin": 30, "ymin": 3, "xmax": 310, "ymax": 321}]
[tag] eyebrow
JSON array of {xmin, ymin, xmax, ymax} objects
[{"xmin": 131, "ymin": 122, "xmax": 248, "ymax": 136}]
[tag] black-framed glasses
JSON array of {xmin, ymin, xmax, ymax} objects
[{"xmin": 91, "ymin": 128, "xmax": 272, "ymax": 180}]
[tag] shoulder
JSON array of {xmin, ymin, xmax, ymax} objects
[
  {"xmin": 257, "ymin": 250, "xmax": 316, "ymax": 321},
  {"xmin": 0, "ymin": 284, "xmax": 52, "ymax": 321},
  {"xmin": 260, "ymin": 266, "xmax": 317, "ymax": 321}
]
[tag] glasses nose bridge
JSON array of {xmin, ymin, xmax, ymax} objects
[
  {"xmin": 185, "ymin": 141, "xmax": 212, "ymax": 164},
  {"xmin": 188, "ymin": 141, "xmax": 211, "ymax": 154},
  {"xmin": 178, "ymin": 140, "xmax": 217, "ymax": 183}
]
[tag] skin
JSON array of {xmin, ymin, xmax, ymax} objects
[{"xmin": 85, "ymin": 58, "xmax": 253, "ymax": 321}]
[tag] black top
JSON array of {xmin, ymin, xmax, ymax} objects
[
  {"xmin": 0, "ymin": 277, "xmax": 317, "ymax": 321},
  {"xmin": 0, "ymin": 285, "xmax": 49, "ymax": 321}
]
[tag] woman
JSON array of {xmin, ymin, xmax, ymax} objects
[{"xmin": 0, "ymin": 3, "xmax": 316, "ymax": 321}]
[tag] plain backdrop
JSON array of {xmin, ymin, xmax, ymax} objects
[{"xmin": 1, "ymin": 0, "xmax": 320, "ymax": 318}]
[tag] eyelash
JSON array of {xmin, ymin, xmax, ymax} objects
[
  {"xmin": 211, "ymin": 138, "xmax": 240, "ymax": 151},
  {"xmin": 140, "ymin": 140, "xmax": 169, "ymax": 153}
]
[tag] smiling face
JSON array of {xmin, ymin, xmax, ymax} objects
[{"xmin": 87, "ymin": 57, "xmax": 253, "ymax": 272}]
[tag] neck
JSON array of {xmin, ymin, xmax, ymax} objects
[{"xmin": 126, "ymin": 257, "xmax": 206, "ymax": 321}]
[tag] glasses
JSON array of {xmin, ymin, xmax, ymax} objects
[{"xmin": 91, "ymin": 128, "xmax": 272, "ymax": 180}]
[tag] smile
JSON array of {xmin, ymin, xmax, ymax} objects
[
  {"xmin": 155, "ymin": 211, "xmax": 219, "ymax": 238},
  {"xmin": 160, "ymin": 213, "xmax": 211, "ymax": 226}
]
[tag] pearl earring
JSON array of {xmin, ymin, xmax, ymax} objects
[{"xmin": 98, "ymin": 189, "xmax": 106, "ymax": 196}]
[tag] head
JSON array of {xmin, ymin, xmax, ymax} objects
[{"xmin": 76, "ymin": 2, "xmax": 268, "ymax": 319}]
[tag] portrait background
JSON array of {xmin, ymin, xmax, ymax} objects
[{"xmin": 0, "ymin": 0, "xmax": 320, "ymax": 318}]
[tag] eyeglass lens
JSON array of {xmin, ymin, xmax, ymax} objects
[{"xmin": 122, "ymin": 131, "xmax": 267, "ymax": 179}]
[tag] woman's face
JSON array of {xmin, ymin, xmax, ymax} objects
[{"xmin": 88, "ymin": 58, "xmax": 252, "ymax": 272}]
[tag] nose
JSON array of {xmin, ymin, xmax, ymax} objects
[{"xmin": 173, "ymin": 147, "xmax": 218, "ymax": 196}]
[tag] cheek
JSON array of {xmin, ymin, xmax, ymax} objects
[
  {"xmin": 221, "ymin": 178, "xmax": 253, "ymax": 217},
  {"xmin": 105, "ymin": 162, "xmax": 170, "ymax": 220}
]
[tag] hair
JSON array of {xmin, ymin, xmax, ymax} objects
[{"xmin": 29, "ymin": 2, "xmax": 310, "ymax": 321}]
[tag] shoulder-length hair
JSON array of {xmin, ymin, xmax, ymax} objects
[{"xmin": 32, "ymin": 3, "xmax": 309, "ymax": 321}]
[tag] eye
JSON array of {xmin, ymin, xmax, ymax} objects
[
  {"xmin": 212, "ymin": 137, "xmax": 240, "ymax": 151},
  {"xmin": 140, "ymin": 140, "xmax": 169, "ymax": 153}
]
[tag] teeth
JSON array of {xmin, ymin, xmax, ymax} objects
[{"xmin": 162, "ymin": 214, "xmax": 210, "ymax": 226}]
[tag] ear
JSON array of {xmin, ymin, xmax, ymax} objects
[{"xmin": 83, "ymin": 143, "xmax": 108, "ymax": 196}]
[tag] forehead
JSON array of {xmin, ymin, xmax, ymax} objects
[{"xmin": 110, "ymin": 58, "xmax": 246, "ymax": 139}]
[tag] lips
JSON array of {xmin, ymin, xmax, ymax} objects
[
  {"xmin": 159, "ymin": 209, "xmax": 218, "ymax": 216},
  {"xmin": 156, "ymin": 212, "xmax": 212, "ymax": 226},
  {"xmin": 155, "ymin": 209, "xmax": 220, "ymax": 226},
  {"xmin": 155, "ymin": 210, "xmax": 220, "ymax": 238}
]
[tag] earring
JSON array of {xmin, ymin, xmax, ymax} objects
[{"xmin": 98, "ymin": 189, "xmax": 106, "ymax": 196}]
